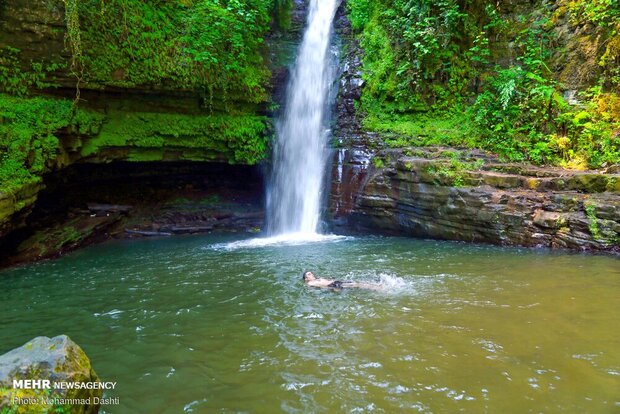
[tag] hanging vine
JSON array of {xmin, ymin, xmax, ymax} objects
[{"xmin": 62, "ymin": 0, "xmax": 83, "ymax": 106}]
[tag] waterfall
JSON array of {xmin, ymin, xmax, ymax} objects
[{"xmin": 266, "ymin": 0, "xmax": 339, "ymax": 236}]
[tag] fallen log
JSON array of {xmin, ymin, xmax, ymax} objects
[
  {"xmin": 87, "ymin": 203, "xmax": 133, "ymax": 214},
  {"xmin": 125, "ymin": 229, "xmax": 172, "ymax": 237}
]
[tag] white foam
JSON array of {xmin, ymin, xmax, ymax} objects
[
  {"xmin": 377, "ymin": 273, "xmax": 409, "ymax": 290},
  {"xmin": 207, "ymin": 233, "xmax": 351, "ymax": 251},
  {"xmin": 331, "ymin": 272, "xmax": 413, "ymax": 294}
]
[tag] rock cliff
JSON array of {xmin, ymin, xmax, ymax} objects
[
  {"xmin": 332, "ymin": 147, "xmax": 619, "ymax": 252},
  {"xmin": 329, "ymin": 1, "xmax": 620, "ymax": 253}
]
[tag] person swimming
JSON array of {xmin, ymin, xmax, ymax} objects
[{"xmin": 302, "ymin": 271, "xmax": 383, "ymax": 291}]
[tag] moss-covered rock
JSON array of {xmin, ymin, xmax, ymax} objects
[
  {"xmin": 79, "ymin": 111, "xmax": 269, "ymax": 165},
  {"xmin": 333, "ymin": 147, "xmax": 620, "ymax": 252},
  {"xmin": 0, "ymin": 0, "xmax": 293, "ymax": 243},
  {"xmin": 0, "ymin": 335, "xmax": 101, "ymax": 414},
  {"xmin": 0, "ymin": 180, "xmax": 44, "ymax": 239},
  {"xmin": 0, "ymin": 94, "xmax": 270, "ymax": 240}
]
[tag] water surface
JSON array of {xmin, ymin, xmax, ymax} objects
[{"xmin": 1, "ymin": 235, "xmax": 618, "ymax": 413}]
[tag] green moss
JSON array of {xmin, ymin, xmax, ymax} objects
[
  {"xmin": 74, "ymin": 0, "xmax": 277, "ymax": 103},
  {"xmin": 372, "ymin": 157, "xmax": 385, "ymax": 168},
  {"xmin": 0, "ymin": 338, "xmax": 98, "ymax": 414},
  {"xmin": 80, "ymin": 111, "xmax": 269, "ymax": 165},
  {"xmin": 55, "ymin": 226, "xmax": 82, "ymax": 250},
  {"xmin": 0, "ymin": 94, "xmax": 269, "ymax": 224},
  {"xmin": 1, "ymin": 1, "xmax": 294, "ymax": 105},
  {"xmin": 367, "ymin": 111, "xmax": 482, "ymax": 150},
  {"xmin": 0, "ymin": 47, "xmax": 65, "ymax": 97},
  {"xmin": 272, "ymin": 0, "xmax": 293, "ymax": 30},
  {"xmin": 584, "ymin": 202, "xmax": 601, "ymax": 239},
  {"xmin": 425, "ymin": 158, "xmax": 484, "ymax": 187},
  {"xmin": 347, "ymin": 0, "xmax": 620, "ymax": 168},
  {"xmin": 582, "ymin": 200, "xmax": 619, "ymax": 245},
  {"xmin": 0, "ymin": 94, "xmax": 104, "ymax": 194}
]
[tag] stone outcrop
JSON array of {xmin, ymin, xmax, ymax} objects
[
  {"xmin": 330, "ymin": 2, "xmax": 378, "ymax": 226},
  {"xmin": 331, "ymin": 147, "xmax": 620, "ymax": 252},
  {"xmin": 0, "ymin": 181, "xmax": 43, "ymax": 241},
  {"xmin": 329, "ymin": 1, "xmax": 620, "ymax": 253},
  {"xmin": 0, "ymin": 335, "xmax": 101, "ymax": 414}
]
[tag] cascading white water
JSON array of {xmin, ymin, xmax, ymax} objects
[{"xmin": 267, "ymin": 0, "xmax": 339, "ymax": 236}]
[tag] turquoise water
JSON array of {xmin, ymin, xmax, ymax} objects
[{"xmin": 1, "ymin": 235, "xmax": 619, "ymax": 413}]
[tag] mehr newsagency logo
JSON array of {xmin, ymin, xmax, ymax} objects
[{"xmin": 11, "ymin": 379, "xmax": 119, "ymax": 406}]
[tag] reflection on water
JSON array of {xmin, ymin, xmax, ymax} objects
[{"xmin": 0, "ymin": 235, "xmax": 618, "ymax": 413}]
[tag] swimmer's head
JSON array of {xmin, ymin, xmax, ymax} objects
[{"xmin": 302, "ymin": 271, "xmax": 316, "ymax": 282}]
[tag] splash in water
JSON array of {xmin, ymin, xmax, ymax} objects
[
  {"xmin": 207, "ymin": 233, "xmax": 350, "ymax": 251},
  {"xmin": 266, "ymin": 0, "xmax": 339, "ymax": 236}
]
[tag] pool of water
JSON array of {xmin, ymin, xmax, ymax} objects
[{"xmin": 1, "ymin": 235, "xmax": 618, "ymax": 413}]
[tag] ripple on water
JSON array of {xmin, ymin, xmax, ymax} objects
[
  {"xmin": 205, "ymin": 232, "xmax": 352, "ymax": 251},
  {"xmin": 0, "ymin": 234, "xmax": 618, "ymax": 414}
]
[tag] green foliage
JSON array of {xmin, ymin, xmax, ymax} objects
[
  {"xmin": 62, "ymin": 0, "xmax": 84, "ymax": 102},
  {"xmin": 369, "ymin": 110, "xmax": 481, "ymax": 149},
  {"xmin": 473, "ymin": 69, "xmax": 620, "ymax": 167},
  {"xmin": 426, "ymin": 158, "xmax": 484, "ymax": 187},
  {"xmin": 350, "ymin": 0, "xmax": 469, "ymax": 113},
  {"xmin": 0, "ymin": 94, "xmax": 268, "ymax": 195},
  {"xmin": 0, "ymin": 94, "xmax": 105, "ymax": 193},
  {"xmin": 348, "ymin": 0, "xmax": 620, "ymax": 169},
  {"xmin": 566, "ymin": 0, "xmax": 620, "ymax": 26},
  {"xmin": 347, "ymin": 0, "xmax": 371, "ymax": 31},
  {"xmin": 1, "ymin": 0, "xmax": 289, "ymax": 104},
  {"xmin": 272, "ymin": 0, "xmax": 293, "ymax": 30},
  {"xmin": 0, "ymin": 47, "xmax": 63, "ymax": 97},
  {"xmin": 584, "ymin": 201, "xmax": 601, "ymax": 239},
  {"xmin": 0, "ymin": 1, "xmax": 280, "ymax": 195},
  {"xmin": 565, "ymin": 0, "xmax": 620, "ymax": 90},
  {"xmin": 76, "ymin": 0, "xmax": 275, "ymax": 103}
]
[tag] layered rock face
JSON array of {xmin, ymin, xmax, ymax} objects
[
  {"xmin": 329, "ymin": 1, "xmax": 620, "ymax": 253},
  {"xmin": 0, "ymin": 335, "xmax": 101, "ymax": 414},
  {"xmin": 331, "ymin": 148, "xmax": 620, "ymax": 252}
]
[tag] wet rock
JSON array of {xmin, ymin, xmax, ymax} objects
[
  {"xmin": 0, "ymin": 335, "xmax": 101, "ymax": 414},
  {"xmin": 1, "ymin": 162, "xmax": 265, "ymax": 268},
  {"xmin": 0, "ymin": 181, "xmax": 44, "ymax": 239},
  {"xmin": 566, "ymin": 174, "xmax": 610, "ymax": 193},
  {"xmin": 333, "ymin": 149, "xmax": 620, "ymax": 253},
  {"xmin": 87, "ymin": 203, "xmax": 133, "ymax": 215},
  {"xmin": 1, "ymin": 214, "xmax": 123, "ymax": 268},
  {"xmin": 533, "ymin": 210, "xmax": 567, "ymax": 229},
  {"xmin": 167, "ymin": 225, "xmax": 214, "ymax": 234}
]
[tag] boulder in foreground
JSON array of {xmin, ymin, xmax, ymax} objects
[{"xmin": 0, "ymin": 335, "xmax": 101, "ymax": 414}]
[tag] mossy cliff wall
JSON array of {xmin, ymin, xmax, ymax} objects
[
  {"xmin": 0, "ymin": 0, "xmax": 294, "ymax": 240},
  {"xmin": 331, "ymin": 148, "xmax": 620, "ymax": 252},
  {"xmin": 342, "ymin": 0, "xmax": 619, "ymax": 169},
  {"xmin": 330, "ymin": 0, "xmax": 620, "ymax": 252}
]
